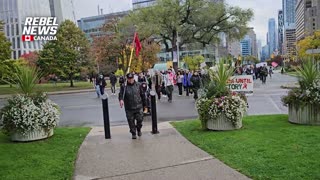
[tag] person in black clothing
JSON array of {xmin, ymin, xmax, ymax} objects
[
  {"xmin": 99, "ymin": 75, "xmax": 107, "ymax": 95},
  {"xmin": 119, "ymin": 75, "xmax": 125, "ymax": 87},
  {"xmin": 190, "ymin": 71, "xmax": 201, "ymax": 100},
  {"xmin": 119, "ymin": 73, "xmax": 147, "ymax": 139},
  {"xmin": 152, "ymin": 70, "xmax": 162, "ymax": 100},
  {"xmin": 138, "ymin": 72, "xmax": 146, "ymax": 83},
  {"xmin": 109, "ymin": 72, "xmax": 117, "ymax": 95}
]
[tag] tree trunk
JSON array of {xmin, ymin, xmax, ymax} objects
[
  {"xmin": 171, "ymin": 30, "xmax": 178, "ymax": 71},
  {"xmin": 69, "ymin": 74, "xmax": 74, "ymax": 87}
]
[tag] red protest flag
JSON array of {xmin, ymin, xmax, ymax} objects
[{"xmin": 134, "ymin": 32, "xmax": 142, "ymax": 57}]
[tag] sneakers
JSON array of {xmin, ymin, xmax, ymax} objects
[
  {"xmin": 137, "ymin": 131, "xmax": 142, "ymax": 137},
  {"xmin": 132, "ymin": 134, "xmax": 137, "ymax": 139}
]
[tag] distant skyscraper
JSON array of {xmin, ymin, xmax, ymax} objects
[
  {"xmin": 240, "ymin": 35, "xmax": 251, "ymax": 57},
  {"xmin": 278, "ymin": 10, "xmax": 284, "ymax": 54},
  {"xmin": 268, "ymin": 18, "xmax": 277, "ymax": 57},
  {"xmin": 228, "ymin": 40, "xmax": 241, "ymax": 58},
  {"xmin": 257, "ymin": 40, "xmax": 262, "ymax": 60},
  {"xmin": 261, "ymin": 45, "xmax": 269, "ymax": 62},
  {"xmin": 283, "ymin": 0, "xmax": 297, "ymax": 28},
  {"xmin": 247, "ymin": 27, "xmax": 258, "ymax": 58},
  {"xmin": 282, "ymin": 0, "xmax": 297, "ymax": 56}
]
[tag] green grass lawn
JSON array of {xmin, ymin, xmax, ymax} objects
[
  {"xmin": 172, "ymin": 115, "xmax": 320, "ymax": 180},
  {"xmin": 286, "ymin": 71, "xmax": 299, "ymax": 77},
  {"xmin": 0, "ymin": 128, "xmax": 90, "ymax": 180},
  {"xmin": 0, "ymin": 81, "xmax": 94, "ymax": 95}
]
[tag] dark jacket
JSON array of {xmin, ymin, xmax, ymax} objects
[
  {"xmin": 119, "ymin": 81, "xmax": 146, "ymax": 111},
  {"xmin": 190, "ymin": 75, "xmax": 201, "ymax": 89},
  {"xmin": 110, "ymin": 74, "xmax": 117, "ymax": 85}
]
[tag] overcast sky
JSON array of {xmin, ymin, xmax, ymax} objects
[{"xmin": 73, "ymin": 0, "xmax": 282, "ymax": 46}]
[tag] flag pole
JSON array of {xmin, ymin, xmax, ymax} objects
[
  {"xmin": 126, "ymin": 32, "xmax": 137, "ymax": 74},
  {"xmin": 122, "ymin": 32, "xmax": 137, "ymax": 101}
]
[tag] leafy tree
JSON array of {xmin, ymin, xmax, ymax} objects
[
  {"xmin": 0, "ymin": 20, "xmax": 4, "ymax": 32},
  {"xmin": 20, "ymin": 52, "xmax": 39, "ymax": 67},
  {"xmin": 124, "ymin": 0, "xmax": 253, "ymax": 66},
  {"xmin": 38, "ymin": 20, "xmax": 89, "ymax": 87},
  {"xmin": 92, "ymin": 19, "xmax": 161, "ymax": 74},
  {"xmin": 297, "ymin": 31, "xmax": 320, "ymax": 60},
  {"xmin": 245, "ymin": 55, "xmax": 259, "ymax": 64},
  {"xmin": 183, "ymin": 55, "xmax": 204, "ymax": 71},
  {"xmin": 0, "ymin": 30, "xmax": 11, "ymax": 61}
]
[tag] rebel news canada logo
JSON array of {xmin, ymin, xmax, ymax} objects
[{"xmin": 22, "ymin": 17, "xmax": 58, "ymax": 42}]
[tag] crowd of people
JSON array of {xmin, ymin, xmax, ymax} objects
[
  {"xmin": 234, "ymin": 64, "xmax": 273, "ymax": 84},
  {"xmin": 92, "ymin": 64, "xmax": 274, "ymax": 100},
  {"xmin": 94, "ymin": 65, "xmax": 275, "ymax": 139}
]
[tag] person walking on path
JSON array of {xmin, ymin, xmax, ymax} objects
[
  {"xmin": 164, "ymin": 69, "xmax": 175, "ymax": 103},
  {"xmin": 177, "ymin": 71, "xmax": 184, "ymax": 96},
  {"xmin": 95, "ymin": 75, "xmax": 102, "ymax": 98},
  {"xmin": 261, "ymin": 65, "xmax": 268, "ymax": 84},
  {"xmin": 183, "ymin": 70, "xmax": 192, "ymax": 96},
  {"xmin": 268, "ymin": 67, "xmax": 273, "ymax": 78},
  {"xmin": 110, "ymin": 72, "xmax": 117, "ymax": 95},
  {"xmin": 190, "ymin": 71, "xmax": 201, "ymax": 100},
  {"xmin": 100, "ymin": 75, "xmax": 107, "ymax": 95},
  {"xmin": 119, "ymin": 73, "xmax": 147, "ymax": 139},
  {"xmin": 152, "ymin": 70, "xmax": 163, "ymax": 100}
]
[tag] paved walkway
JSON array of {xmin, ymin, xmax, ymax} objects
[{"xmin": 74, "ymin": 122, "xmax": 250, "ymax": 180}]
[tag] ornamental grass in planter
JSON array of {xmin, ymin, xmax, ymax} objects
[
  {"xmin": 0, "ymin": 65, "xmax": 60, "ymax": 141},
  {"xmin": 195, "ymin": 61, "xmax": 247, "ymax": 130},
  {"xmin": 282, "ymin": 60, "xmax": 320, "ymax": 125}
]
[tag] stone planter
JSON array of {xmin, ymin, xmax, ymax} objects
[
  {"xmin": 11, "ymin": 128, "xmax": 54, "ymax": 142},
  {"xmin": 289, "ymin": 104, "xmax": 320, "ymax": 125},
  {"xmin": 207, "ymin": 114, "xmax": 242, "ymax": 130}
]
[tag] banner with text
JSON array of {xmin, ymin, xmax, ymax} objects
[{"xmin": 227, "ymin": 75, "xmax": 253, "ymax": 96}]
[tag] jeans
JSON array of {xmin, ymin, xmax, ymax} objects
[
  {"xmin": 96, "ymin": 85, "xmax": 101, "ymax": 97},
  {"xmin": 166, "ymin": 85, "xmax": 174, "ymax": 101},
  {"xmin": 111, "ymin": 84, "xmax": 116, "ymax": 93}
]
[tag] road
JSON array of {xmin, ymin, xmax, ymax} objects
[{"xmin": 0, "ymin": 71, "xmax": 297, "ymax": 127}]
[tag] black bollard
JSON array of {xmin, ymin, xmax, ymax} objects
[
  {"xmin": 102, "ymin": 95, "xmax": 111, "ymax": 139},
  {"xmin": 150, "ymin": 91, "xmax": 159, "ymax": 134}
]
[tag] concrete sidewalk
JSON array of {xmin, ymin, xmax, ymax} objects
[{"xmin": 74, "ymin": 122, "xmax": 250, "ymax": 180}]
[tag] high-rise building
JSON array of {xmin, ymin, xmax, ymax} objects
[
  {"xmin": 132, "ymin": 0, "xmax": 156, "ymax": 9},
  {"xmin": 284, "ymin": 28, "xmax": 296, "ymax": 56},
  {"xmin": 240, "ymin": 35, "xmax": 251, "ymax": 57},
  {"xmin": 278, "ymin": 10, "xmax": 284, "ymax": 54},
  {"xmin": 77, "ymin": 11, "xmax": 129, "ymax": 42},
  {"xmin": 0, "ymin": 0, "xmax": 51, "ymax": 59},
  {"xmin": 257, "ymin": 40, "xmax": 262, "ymax": 60},
  {"xmin": 283, "ymin": 0, "xmax": 297, "ymax": 28},
  {"xmin": 0, "ymin": 0, "xmax": 76, "ymax": 59},
  {"xmin": 49, "ymin": 0, "xmax": 76, "ymax": 24},
  {"xmin": 247, "ymin": 27, "xmax": 258, "ymax": 57},
  {"xmin": 228, "ymin": 40, "xmax": 241, "ymax": 58},
  {"xmin": 261, "ymin": 45, "xmax": 269, "ymax": 62},
  {"xmin": 282, "ymin": 0, "xmax": 297, "ymax": 56},
  {"xmin": 296, "ymin": 0, "xmax": 320, "ymax": 41},
  {"xmin": 268, "ymin": 18, "xmax": 277, "ymax": 57}
]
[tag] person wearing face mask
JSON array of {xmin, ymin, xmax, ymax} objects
[
  {"xmin": 119, "ymin": 73, "xmax": 147, "ymax": 139},
  {"xmin": 164, "ymin": 69, "xmax": 175, "ymax": 103}
]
